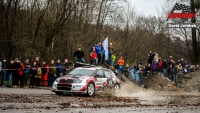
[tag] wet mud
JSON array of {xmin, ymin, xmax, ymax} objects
[{"xmin": 0, "ymin": 88, "xmax": 200, "ymax": 113}]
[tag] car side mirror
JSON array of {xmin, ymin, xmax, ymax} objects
[
  {"xmin": 96, "ymin": 74, "xmax": 100, "ymax": 77},
  {"xmin": 94, "ymin": 74, "xmax": 99, "ymax": 78}
]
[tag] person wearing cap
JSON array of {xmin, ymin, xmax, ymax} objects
[{"xmin": 117, "ymin": 56, "xmax": 124, "ymax": 75}]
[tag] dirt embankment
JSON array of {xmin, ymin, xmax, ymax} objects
[
  {"xmin": 117, "ymin": 70, "xmax": 200, "ymax": 93},
  {"xmin": 179, "ymin": 71, "xmax": 200, "ymax": 92}
]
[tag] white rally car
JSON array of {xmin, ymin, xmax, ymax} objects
[{"xmin": 52, "ymin": 66, "xmax": 120, "ymax": 96}]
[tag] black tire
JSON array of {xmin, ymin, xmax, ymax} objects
[
  {"xmin": 87, "ymin": 82, "xmax": 95, "ymax": 96},
  {"xmin": 55, "ymin": 91, "xmax": 63, "ymax": 95},
  {"xmin": 114, "ymin": 83, "xmax": 120, "ymax": 92}
]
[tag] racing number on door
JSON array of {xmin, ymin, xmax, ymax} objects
[{"xmin": 108, "ymin": 81, "xmax": 112, "ymax": 85}]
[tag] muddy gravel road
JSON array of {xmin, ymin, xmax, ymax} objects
[{"xmin": 0, "ymin": 87, "xmax": 200, "ymax": 113}]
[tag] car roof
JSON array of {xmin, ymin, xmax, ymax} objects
[{"xmin": 75, "ymin": 66, "xmax": 109, "ymax": 70}]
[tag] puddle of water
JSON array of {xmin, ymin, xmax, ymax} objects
[{"xmin": 58, "ymin": 102, "xmax": 94, "ymax": 107}]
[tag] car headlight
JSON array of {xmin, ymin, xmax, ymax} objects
[
  {"xmin": 73, "ymin": 79, "xmax": 82, "ymax": 83},
  {"xmin": 55, "ymin": 78, "xmax": 60, "ymax": 82}
]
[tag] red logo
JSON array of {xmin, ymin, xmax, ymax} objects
[
  {"xmin": 168, "ymin": 13, "xmax": 196, "ymax": 18},
  {"xmin": 168, "ymin": 3, "xmax": 196, "ymax": 19}
]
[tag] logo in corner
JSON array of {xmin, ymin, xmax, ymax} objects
[{"xmin": 168, "ymin": 3, "xmax": 196, "ymax": 19}]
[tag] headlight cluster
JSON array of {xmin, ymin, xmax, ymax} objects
[{"xmin": 73, "ymin": 79, "xmax": 82, "ymax": 83}]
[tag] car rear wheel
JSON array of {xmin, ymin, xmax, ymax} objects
[
  {"xmin": 87, "ymin": 83, "xmax": 95, "ymax": 96},
  {"xmin": 114, "ymin": 84, "xmax": 120, "ymax": 92},
  {"xmin": 55, "ymin": 91, "xmax": 63, "ymax": 95}
]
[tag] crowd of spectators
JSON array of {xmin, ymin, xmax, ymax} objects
[
  {"xmin": 0, "ymin": 41, "xmax": 124, "ymax": 88},
  {"xmin": 127, "ymin": 51, "xmax": 200, "ymax": 87},
  {"xmin": 0, "ymin": 57, "xmax": 73, "ymax": 88},
  {"xmin": 1, "ymin": 44, "xmax": 199, "ymax": 89}
]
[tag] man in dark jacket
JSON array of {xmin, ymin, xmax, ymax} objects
[
  {"xmin": 162, "ymin": 59, "xmax": 168, "ymax": 77},
  {"xmin": 173, "ymin": 65, "xmax": 179, "ymax": 86},
  {"xmin": 148, "ymin": 51, "xmax": 154, "ymax": 64},
  {"xmin": 56, "ymin": 60, "xmax": 62, "ymax": 78},
  {"xmin": 0, "ymin": 58, "xmax": 7, "ymax": 87},
  {"xmin": 23, "ymin": 59, "xmax": 31, "ymax": 88},
  {"xmin": 74, "ymin": 47, "xmax": 85, "ymax": 63},
  {"xmin": 62, "ymin": 59, "xmax": 74, "ymax": 74},
  {"xmin": 13, "ymin": 58, "xmax": 21, "ymax": 88},
  {"xmin": 7, "ymin": 60, "xmax": 14, "ymax": 87}
]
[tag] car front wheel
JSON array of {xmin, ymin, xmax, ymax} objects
[{"xmin": 87, "ymin": 83, "xmax": 95, "ymax": 96}]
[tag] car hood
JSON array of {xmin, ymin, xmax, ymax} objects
[{"xmin": 59, "ymin": 74, "xmax": 92, "ymax": 81}]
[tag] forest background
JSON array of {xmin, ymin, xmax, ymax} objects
[{"xmin": 0, "ymin": 0, "xmax": 199, "ymax": 65}]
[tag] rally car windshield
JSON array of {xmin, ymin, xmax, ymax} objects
[{"xmin": 68, "ymin": 69, "xmax": 94, "ymax": 76}]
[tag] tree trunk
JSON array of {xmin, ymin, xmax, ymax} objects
[{"xmin": 191, "ymin": 0, "xmax": 199, "ymax": 64}]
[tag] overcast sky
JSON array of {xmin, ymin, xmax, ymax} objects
[{"xmin": 127, "ymin": 0, "xmax": 166, "ymax": 16}]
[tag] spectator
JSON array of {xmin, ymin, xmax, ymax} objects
[
  {"xmin": 180, "ymin": 58, "xmax": 185, "ymax": 72},
  {"xmin": 74, "ymin": 47, "xmax": 85, "ymax": 63},
  {"xmin": 99, "ymin": 44, "xmax": 105, "ymax": 64},
  {"xmin": 138, "ymin": 60, "xmax": 143, "ymax": 65},
  {"xmin": 177, "ymin": 63, "xmax": 183, "ymax": 74},
  {"xmin": 157, "ymin": 58, "xmax": 163, "ymax": 73},
  {"xmin": 173, "ymin": 65, "xmax": 179, "ymax": 86},
  {"xmin": 154, "ymin": 53, "xmax": 159, "ymax": 63},
  {"xmin": 151, "ymin": 59, "xmax": 157, "ymax": 77},
  {"xmin": 184, "ymin": 60, "xmax": 188, "ymax": 73},
  {"xmin": 0, "ymin": 58, "xmax": 7, "ymax": 87},
  {"xmin": 35, "ymin": 57, "xmax": 41, "ymax": 67},
  {"xmin": 95, "ymin": 42, "xmax": 101, "ymax": 64},
  {"xmin": 108, "ymin": 42, "xmax": 113, "ymax": 65},
  {"xmin": 56, "ymin": 60, "xmax": 62, "ymax": 78},
  {"xmin": 19, "ymin": 62, "xmax": 25, "ymax": 88},
  {"xmin": 162, "ymin": 59, "xmax": 168, "ymax": 77},
  {"xmin": 148, "ymin": 51, "xmax": 154, "ymax": 64},
  {"xmin": 48, "ymin": 60, "xmax": 56, "ymax": 87},
  {"xmin": 41, "ymin": 62, "xmax": 49, "ymax": 86},
  {"xmin": 133, "ymin": 66, "xmax": 139, "ymax": 83},
  {"xmin": 13, "ymin": 58, "xmax": 21, "ymax": 88},
  {"xmin": 36, "ymin": 66, "xmax": 42, "ymax": 87},
  {"xmin": 167, "ymin": 59, "xmax": 175, "ymax": 81},
  {"xmin": 34, "ymin": 57, "xmax": 41, "ymax": 85},
  {"xmin": 30, "ymin": 61, "xmax": 37, "ymax": 88},
  {"xmin": 167, "ymin": 64, "xmax": 173, "ymax": 81},
  {"xmin": 176, "ymin": 59, "xmax": 181, "ymax": 65},
  {"xmin": 7, "ymin": 60, "xmax": 14, "ymax": 87},
  {"xmin": 138, "ymin": 67, "xmax": 145, "ymax": 87},
  {"xmin": 117, "ymin": 56, "xmax": 124, "ymax": 75},
  {"xmin": 111, "ymin": 52, "xmax": 116, "ymax": 67},
  {"xmin": 90, "ymin": 47, "xmax": 98, "ymax": 65},
  {"xmin": 62, "ymin": 59, "xmax": 74, "ymax": 74},
  {"xmin": 168, "ymin": 56, "xmax": 173, "ymax": 63},
  {"xmin": 144, "ymin": 64, "xmax": 151, "ymax": 78},
  {"xmin": 23, "ymin": 59, "xmax": 31, "ymax": 88}
]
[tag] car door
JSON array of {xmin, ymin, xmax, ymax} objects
[
  {"xmin": 104, "ymin": 70, "xmax": 114, "ymax": 87},
  {"xmin": 95, "ymin": 69, "xmax": 107, "ymax": 89}
]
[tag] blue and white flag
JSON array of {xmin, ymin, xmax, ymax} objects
[{"xmin": 102, "ymin": 37, "xmax": 108, "ymax": 61}]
